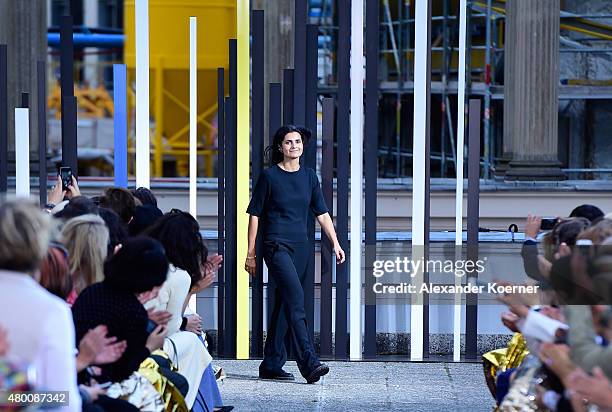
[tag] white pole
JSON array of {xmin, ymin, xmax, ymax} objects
[
  {"xmin": 15, "ymin": 108, "xmax": 30, "ymax": 198},
  {"xmin": 189, "ymin": 17, "xmax": 197, "ymax": 218},
  {"xmin": 349, "ymin": 0, "xmax": 364, "ymax": 361},
  {"xmin": 453, "ymin": 0, "xmax": 468, "ymax": 363},
  {"xmin": 188, "ymin": 16, "xmax": 198, "ymax": 314},
  {"xmin": 410, "ymin": 0, "xmax": 428, "ymax": 361},
  {"xmin": 135, "ymin": 0, "xmax": 150, "ymax": 188}
]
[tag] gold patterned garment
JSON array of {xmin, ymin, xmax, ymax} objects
[
  {"xmin": 105, "ymin": 371, "xmax": 165, "ymax": 412},
  {"xmin": 139, "ymin": 352, "xmax": 189, "ymax": 412},
  {"xmin": 482, "ymin": 333, "xmax": 530, "ymax": 401}
]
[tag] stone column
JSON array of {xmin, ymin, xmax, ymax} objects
[{"xmin": 504, "ymin": 0, "xmax": 565, "ymax": 180}]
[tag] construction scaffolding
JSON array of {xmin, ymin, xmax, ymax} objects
[{"xmin": 314, "ymin": 0, "xmax": 612, "ymax": 179}]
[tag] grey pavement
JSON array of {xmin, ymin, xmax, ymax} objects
[{"xmin": 214, "ymin": 360, "xmax": 495, "ymax": 411}]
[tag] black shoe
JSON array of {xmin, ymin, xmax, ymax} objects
[
  {"xmin": 305, "ymin": 363, "xmax": 329, "ymax": 384},
  {"xmin": 259, "ymin": 368, "xmax": 296, "ymax": 381}
]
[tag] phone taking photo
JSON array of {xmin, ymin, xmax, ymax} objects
[
  {"xmin": 540, "ymin": 217, "xmax": 559, "ymax": 231},
  {"xmin": 59, "ymin": 166, "xmax": 72, "ymax": 191}
]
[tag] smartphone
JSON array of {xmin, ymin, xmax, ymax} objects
[
  {"xmin": 540, "ymin": 217, "xmax": 559, "ymax": 231},
  {"xmin": 59, "ymin": 167, "xmax": 72, "ymax": 191}
]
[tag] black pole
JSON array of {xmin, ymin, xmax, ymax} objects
[
  {"xmin": 304, "ymin": 24, "xmax": 318, "ymax": 344},
  {"xmin": 0, "ymin": 44, "xmax": 6, "ymax": 194},
  {"xmin": 335, "ymin": 0, "xmax": 350, "ymax": 359},
  {"xmin": 282, "ymin": 69, "xmax": 294, "ymax": 126},
  {"xmin": 293, "ymin": 0, "xmax": 307, "ymax": 126},
  {"xmin": 60, "ymin": 15, "xmax": 77, "ymax": 175},
  {"xmin": 320, "ymin": 97, "xmax": 335, "ymax": 358},
  {"xmin": 38, "ymin": 61, "xmax": 47, "ymax": 206},
  {"xmin": 466, "ymin": 98, "xmax": 481, "ymax": 360},
  {"xmin": 364, "ymin": 0, "xmax": 379, "ymax": 359},
  {"xmin": 251, "ymin": 9, "xmax": 265, "ymax": 358},
  {"xmin": 217, "ymin": 68, "xmax": 225, "ymax": 357}
]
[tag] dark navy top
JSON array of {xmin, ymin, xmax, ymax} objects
[{"xmin": 247, "ymin": 164, "xmax": 328, "ymax": 242}]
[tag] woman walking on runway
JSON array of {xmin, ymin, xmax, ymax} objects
[{"xmin": 245, "ymin": 125, "xmax": 345, "ymax": 384}]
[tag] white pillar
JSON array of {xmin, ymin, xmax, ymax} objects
[
  {"xmin": 349, "ymin": 0, "xmax": 364, "ymax": 361},
  {"xmin": 84, "ymin": 0, "xmax": 99, "ymax": 88},
  {"xmin": 15, "ymin": 108, "xmax": 30, "ymax": 197},
  {"xmin": 410, "ymin": 0, "xmax": 429, "ymax": 361},
  {"xmin": 189, "ymin": 17, "xmax": 197, "ymax": 218},
  {"xmin": 453, "ymin": 0, "xmax": 468, "ymax": 363},
  {"xmin": 135, "ymin": 0, "xmax": 150, "ymax": 188}
]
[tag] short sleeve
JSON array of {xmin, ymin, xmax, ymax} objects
[
  {"xmin": 247, "ymin": 172, "xmax": 269, "ymax": 216},
  {"xmin": 309, "ymin": 169, "xmax": 328, "ymax": 216}
]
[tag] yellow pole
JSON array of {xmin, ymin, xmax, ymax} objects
[{"xmin": 236, "ymin": 0, "xmax": 250, "ymax": 359}]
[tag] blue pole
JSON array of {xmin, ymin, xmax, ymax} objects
[{"xmin": 113, "ymin": 64, "xmax": 128, "ymax": 188}]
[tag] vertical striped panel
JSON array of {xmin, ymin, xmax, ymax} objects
[
  {"xmin": 113, "ymin": 64, "xmax": 128, "ymax": 188},
  {"xmin": 410, "ymin": 0, "xmax": 432, "ymax": 361},
  {"xmin": 60, "ymin": 16, "xmax": 77, "ymax": 175},
  {"xmin": 236, "ymin": 0, "xmax": 251, "ymax": 359},
  {"xmin": 349, "ymin": 0, "xmax": 364, "ymax": 361},
  {"xmin": 364, "ymin": 0, "xmax": 379, "ymax": 359},
  {"xmin": 320, "ymin": 98, "xmax": 335, "ymax": 358},
  {"xmin": 0, "ymin": 44, "xmax": 7, "ymax": 194},
  {"xmin": 15, "ymin": 107, "xmax": 30, "ymax": 197},
  {"xmin": 293, "ymin": 0, "xmax": 307, "ymax": 126},
  {"xmin": 453, "ymin": 0, "xmax": 468, "ymax": 362},
  {"xmin": 38, "ymin": 61, "xmax": 47, "ymax": 206},
  {"xmin": 135, "ymin": 0, "xmax": 150, "ymax": 188},
  {"xmin": 282, "ymin": 69, "xmax": 294, "ymax": 126},
  {"xmin": 217, "ymin": 69, "xmax": 226, "ymax": 357},
  {"xmin": 466, "ymin": 98, "xmax": 481, "ymax": 360},
  {"xmin": 335, "ymin": 0, "xmax": 350, "ymax": 360},
  {"xmin": 304, "ymin": 24, "xmax": 318, "ymax": 344},
  {"xmin": 189, "ymin": 17, "xmax": 198, "ymax": 219},
  {"xmin": 251, "ymin": 9, "xmax": 265, "ymax": 358}
]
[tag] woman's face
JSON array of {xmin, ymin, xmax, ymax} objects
[{"xmin": 279, "ymin": 131, "xmax": 303, "ymax": 160}]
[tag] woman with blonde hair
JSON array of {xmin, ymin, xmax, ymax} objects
[{"xmin": 60, "ymin": 214, "xmax": 109, "ymax": 300}]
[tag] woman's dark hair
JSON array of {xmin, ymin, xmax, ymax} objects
[
  {"xmin": 264, "ymin": 125, "xmax": 311, "ymax": 166},
  {"xmin": 54, "ymin": 196, "xmax": 98, "ymax": 220},
  {"xmin": 98, "ymin": 208, "xmax": 128, "ymax": 257},
  {"xmin": 99, "ymin": 187, "xmax": 137, "ymax": 224},
  {"xmin": 104, "ymin": 236, "xmax": 168, "ymax": 294},
  {"xmin": 143, "ymin": 209, "xmax": 207, "ymax": 289},
  {"xmin": 132, "ymin": 187, "xmax": 158, "ymax": 207}
]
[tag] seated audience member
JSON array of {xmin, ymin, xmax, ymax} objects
[
  {"xmin": 39, "ymin": 243, "xmax": 73, "ymax": 300},
  {"xmin": 54, "ymin": 196, "xmax": 98, "ymax": 221},
  {"xmin": 45, "ymin": 175, "xmax": 82, "ymax": 213},
  {"xmin": 98, "ymin": 208, "xmax": 128, "ymax": 256},
  {"xmin": 132, "ymin": 187, "xmax": 158, "ymax": 208},
  {"xmin": 0, "ymin": 201, "xmax": 81, "ymax": 411},
  {"xmin": 71, "ymin": 237, "xmax": 169, "ymax": 384},
  {"xmin": 129, "ymin": 204, "xmax": 163, "ymax": 236},
  {"xmin": 99, "ymin": 187, "xmax": 138, "ymax": 224},
  {"xmin": 145, "ymin": 210, "xmax": 230, "ymax": 411},
  {"xmin": 569, "ymin": 204, "xmax": 604, "ymax": 223},
  {"xmin": 60, "ymin": 214, "xmax": 110, "ymax": 300}
]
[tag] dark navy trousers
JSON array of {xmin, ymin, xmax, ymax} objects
[{"xmin": 260, "ymin": 240, "xmax": 319, "ymax": 377}]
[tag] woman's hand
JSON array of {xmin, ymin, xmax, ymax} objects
[
  {"xmin": 66, "ymin": 175, "xmax": 81, "ymax": 199},
  {"xmin": 77, "ymin": 325, "xmax": 127, "ymax": 370},
  {"xmin": 245, "ymin": 256, "xmax": 257, "ymax": 276},
  {"xmin": 566, "ymin": 367, "xmax": 612, "ymax": 408},
  {"xmin": 79, "ymin": 384, "xmax": 106, "ymax": 402},
  {"xmin": 48, "ymin": 176, "xmax": 66, "ymax": 206},
  {"xmin": 145, "ymin": 324, "xmax": 168, "ymax": 352},
  {"xmin": 334, "ymin": 244, "xmax": 346, "ymax": 264},
  {"xmin": 147, "ymin": 309, "xmax": 172, "ymax": 326},
  {"xmin": 185, "ymin": 314, "xmax": 203, "ymax": 335}
]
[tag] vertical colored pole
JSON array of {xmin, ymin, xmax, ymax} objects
[
  {"xmin": 410, "ymin": 0, "xmax": 432, "ymax": 361},
  {"xmin": 350, "ymin": 0, "xmax": 364, "ymax": 361},
  {"xmin": 0, "ymin": 44, "xmax": 7, "ymax": 195},
  {"xmin": 38, "ymin": 61, "xmax": 47, "ymax": 206},
  {"xmin": 293, "ymin": 0, "xmax": 307, "ymax": 126},
  {"xmin": 236, "ymin": 0, "xmax": 251, "ymax": 360},
  {"xmin": 113, "ymin": 64, "xmax": 128, "ymax": 188},
  {"xmin": 15, "ymin": 99, "xmax": 30, "ymax": 198},
  {"xmin": 466, "ymin": 99, "xmax": 481, "ymax": 360},
  {"xmin": 135, "ymin": 0, "xmax": 150, "ymax": 188},
  {"xmin": 217, "ymin": 69, "xmax": 226, "ymax": 357},
  {"xmin": 60, "ymin": 15, "xmax": 77, "ymax": 175},
  {"xmin": 282, "ymin": 69, "xmax": 294, "ymax": 126},
  {"xmin": 454, "ymin": 0, "xmax": 468, "ymax": 363},
  {"xmin": 189, "ymin": 17, "xmax": 198, "ymax": 218},
  {"xmin": 364, "ymin": 0, "xmax": 379, "ymax": 359},
  {"xmin": 251, "ymin": 9, "xmax": 265, "ymax": 358},
  {"xmin": 320, "ymin": 98, "xmax": 335, "ymax": 358},
  {"xmin": 336, "ymin": 0, "xmax": 350, "ymax": 360}
]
